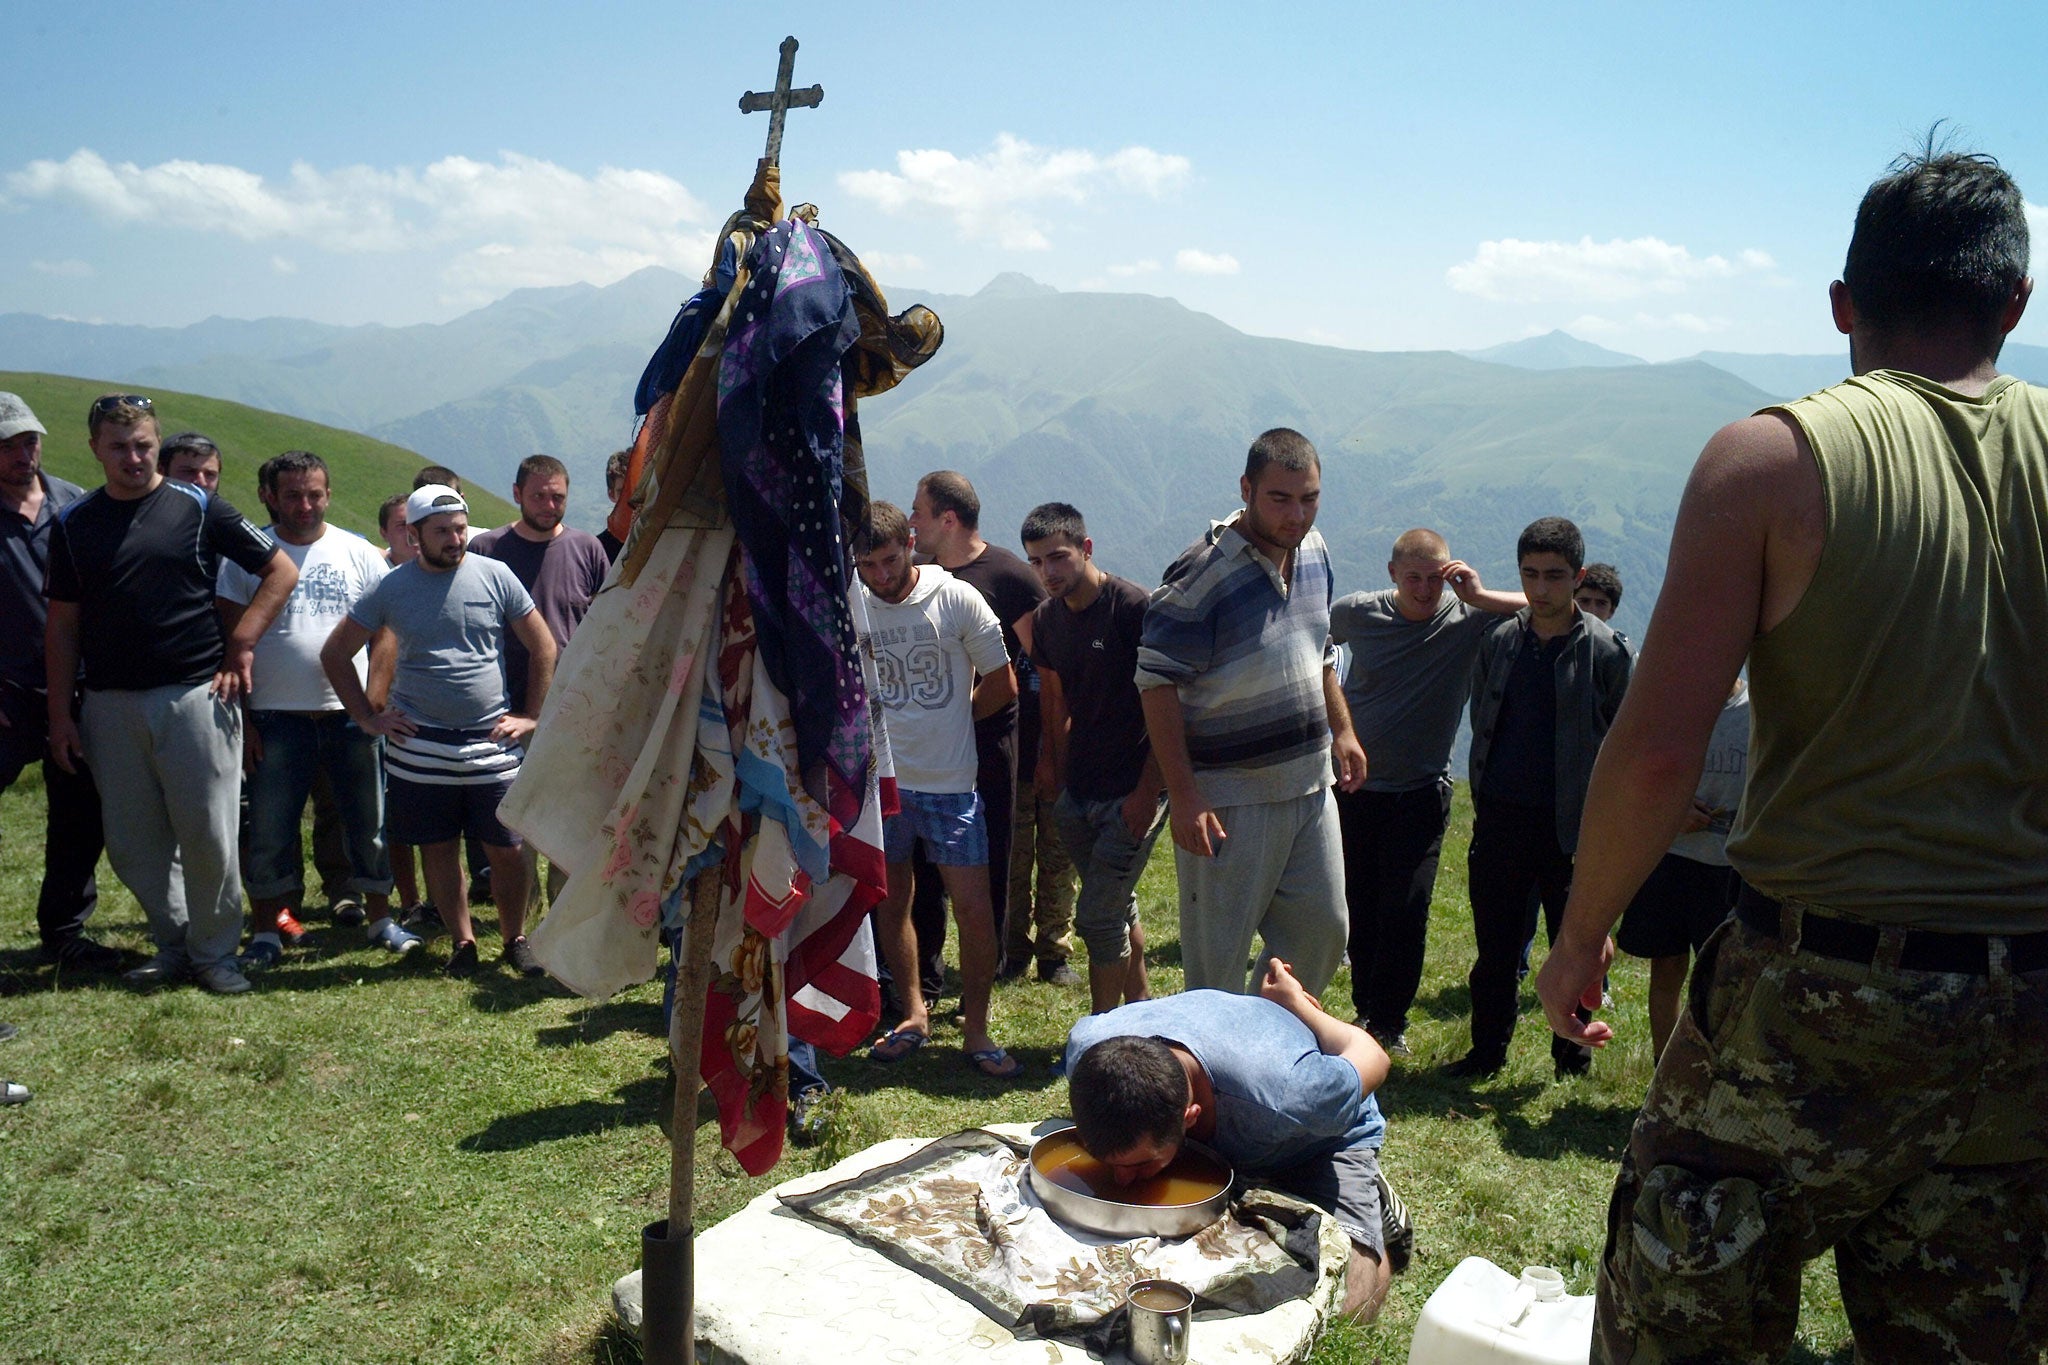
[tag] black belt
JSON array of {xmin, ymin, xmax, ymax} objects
[{"xmin": 1735, "ymin": 884, "xmax": 2048, "ymax": 975}]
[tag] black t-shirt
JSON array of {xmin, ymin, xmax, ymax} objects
[
  {"xmin": 44, "ymin": 481, "xmax": 276, "ymax": 690},
  {"xmin": 1031, "ymin": 574, "xmax": 1152, "ymax": 802},
  {"xmin": 1479, "ymin": 628, "xmax": 1563, "ymax": 809},
  {"xmin": 946, "ymin": 543, "xmax": 1045, "ymax": 739}
]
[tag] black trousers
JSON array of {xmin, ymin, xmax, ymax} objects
[
  {"xmin": 1337, "ymin": 781, "xmax": 1452, "ymax": 1035},
  {"xmin": 0, "ymin": 685, "xmax": 103, "ymax": 947},
  {"xmin": 1465, "ymin": 796, "xmax": 1584, "ymax": 1066},
  {"xmin": 908, "ymin": 711, "xmax": 1016, "ymax": 997}
]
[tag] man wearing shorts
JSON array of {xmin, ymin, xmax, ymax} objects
[
  {"xmin": 1021, "ymin": 502, "xmax": 1164, "ymax": 1013},
  {"xmin": 1610, "ymin": 677, "xmax": 1748, "ymax": 1060},
  {"xmin": 319, "ymin": 485, "xmax": 556, "ymax": 977},
  {"xmin": 854, "ymin": 501, "xmax": 1021, "ymax": 1079},
  {"xmin": 1065, "ymin": 959, "xmax": 1407, "ymax": 1323}
]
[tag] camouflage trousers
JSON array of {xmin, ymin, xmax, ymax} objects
[{"xmin": 1593, "ymin": 909, "xmax": 2048, "ymax": 1364}]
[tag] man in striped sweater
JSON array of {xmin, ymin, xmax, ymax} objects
[
  {"xmin": 320, "ymin": 485, "xmax": 557, "ymax": 978},
  {"xmin": 1137, "ymin": 429, "xmax": 1366, "ymax": 995}
]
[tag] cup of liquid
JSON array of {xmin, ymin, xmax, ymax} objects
[{"xmin": 1126, "ymin": 1278, "xmax": 1192, "ymax": 1364}]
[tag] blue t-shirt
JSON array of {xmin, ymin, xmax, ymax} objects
[{"xmin": 1066, "ymin": 991, "xmax": 1384, "ymax": 1172}]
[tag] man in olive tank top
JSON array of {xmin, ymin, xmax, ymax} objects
[{"xmin": 1537, "ymin": 147, "xmax": 2048, "ymax": 1363}]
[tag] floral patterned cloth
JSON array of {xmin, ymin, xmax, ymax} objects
[{"xmin": 779, "ymin": 1130, "xmax": 1343, "ymax": 1342}]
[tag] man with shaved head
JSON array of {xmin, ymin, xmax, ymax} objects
[{"xmin": 1327, "ymin": 529, "xmax": 1523, "ymax": 1053}]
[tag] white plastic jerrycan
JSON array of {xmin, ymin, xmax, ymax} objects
[{"xmin": 1407, "ymin": 1257, "xmax": 1595, "ymax": 1365}]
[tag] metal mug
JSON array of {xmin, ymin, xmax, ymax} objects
[{"xmin": 1126, "ymin": 1277, "xmax": 1192, "ymax": 1364}]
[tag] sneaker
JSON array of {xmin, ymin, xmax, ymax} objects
[
  {"xmin": 123, "ymin": 952, "xmax": 190, "ymax": 990},
  {"xmin": 43, "ymin": 935, "xmax": 125, "ymax": 973},
  {"xmin": 401, "ymin": 903, "xmax": 445, "ymax": 938},
  {"xmin": 1, "ymin": 1080, "xmax": 28, "ymax": 1106},
  {"xmin": 504, "ymin": 936, "xmax": 545, "ymax": 978},
  {"xmin": 367, "ymin": 917, "xmax": 423, "ymax": 957},
  {"xmin": 330, "ymin": 896, "xmax": 368, "ymax": 928},
  {"xmin": 1378, "ymin": 1172, "xmax": 1414, "ymax": 1274},
  {"xmin": 273, "ymin": 909, "xmax": 309, "ymax": 947},
  {"xmin": 994, "ymin": 956, "xmax": 1031, "ymax": 983},
  {"xmin": 1373, "ymin": 1030, "xmax": 1413, "ymax": 1059},
  {"xmin": 237, "ymin": 936, "xmax": 284, "ymax": 973},
  {"xmin": 468, "ymin": 871, "xmax": 494, "ymax": 906},
  {"xmin": 1037, "ymin": 960, "xmax": 1084, "ymax": 988},
  {"xmin": 788, "ymin": 1086, "xmax": 829, "ymax": 1147},
  {"xmin": 196, "ymin": 962, "xmax": 254, "ymax": 995},
  {"xmin": 1443, "ymin": 1050, "xmax": 1505, "ymax": 1080},
  {"xmin": 445, "ymin": 939, "xmax": 479, "ymax": 978}
]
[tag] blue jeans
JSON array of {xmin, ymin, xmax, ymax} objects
[{"xmin": 245, "ymin": 710, "xmax": 392, "ymax": 903}]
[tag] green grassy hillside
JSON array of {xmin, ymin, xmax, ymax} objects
[{"xmin": 0, "ymin": 371, "xmax": 516, "ymax": 541}]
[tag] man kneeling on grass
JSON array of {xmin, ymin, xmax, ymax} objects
[{"xmin": 1064, "ymin": 961, "xmax": 1411, "ymax": 1323}]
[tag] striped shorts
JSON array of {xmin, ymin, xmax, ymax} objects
[{"xmin": 384, "ymin": 722, "xmax": 523, "ymax": 847}]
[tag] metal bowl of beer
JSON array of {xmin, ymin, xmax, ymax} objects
[{"xmin": 1026, "ymin": 1125, "xmax": 1233, "ymax": 1239}]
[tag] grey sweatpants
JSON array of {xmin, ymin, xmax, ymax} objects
[
  {"xmin": 1175, "ymin": 786, "xmax": 1346, "ymax": 995},
  {"xmin": 81, "ymin": 683, "xmax": 246, "ymax": 971}
]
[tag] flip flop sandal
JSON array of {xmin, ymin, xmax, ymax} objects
[
  {"xmin": 869, "ymin": 1027, "xmax": 930, "ymax": 1063},
  {"xmin": 964, "ymin": 1047, "xmax": 1024, "ymax": 1081}
]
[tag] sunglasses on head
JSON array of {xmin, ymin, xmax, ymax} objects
[{"xmin": 90, "ymin": 394, "xmax": 154, "ymax": 416}]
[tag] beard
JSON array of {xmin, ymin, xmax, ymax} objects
[
  {"xmin": 520, "ymin": 509, "xmax": 562, "ymax": 535},
  {"xmin": 419, "ymin": 541, "xmax": 465, "ymax": 570}
]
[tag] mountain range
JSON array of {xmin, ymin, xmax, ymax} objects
[{"xmin": 11, "ymin": 275, "xmax": 2048, "ymax": 644}]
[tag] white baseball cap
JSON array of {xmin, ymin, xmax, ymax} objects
[
  {"xmin": 0, "ymin": 392, "xmax": 47, "ymax": 442},
  {"xmin": 405, "ymin": 484, "xmax": 469, "ymax": 525}
]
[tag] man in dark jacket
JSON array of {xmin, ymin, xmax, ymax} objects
[{"xmin": 1450, "ymin": 516, "xmax": 1630, "ymax": 1080}]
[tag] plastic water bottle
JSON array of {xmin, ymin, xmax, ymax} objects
[{"xmin": 1407, "ymin": 1257, "xmax": 1595, "ymax": 1365}]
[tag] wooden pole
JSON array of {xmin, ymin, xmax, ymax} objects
[{"xmin": 645, "ymin": 869, "xmax": 724, "ymax": 1365}]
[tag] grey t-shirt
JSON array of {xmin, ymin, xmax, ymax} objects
[
  {"xmin": 1670, "ymin": 684, "xmax": 1751, "ymax": 866},
  {"xmin": 1328, "ymin": 589, "xmax": 1497, "ymax": 791},
  {"xmin": 347, "ymin": 553, "xmax": 536, "ymax": 730}
]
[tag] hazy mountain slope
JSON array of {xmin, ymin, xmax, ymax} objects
[{"xmin": 1460, "ymin": 330, "xmax": 1645, "ymax": 369}]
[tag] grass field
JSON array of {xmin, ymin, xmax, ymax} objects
[
  {"xmin": 0, "ymin": 371, "xmax": 517, "ymax": 541},
  {"xmin": 0, "ymin": 771, "xmax": 1858, "ymax": 1363}
]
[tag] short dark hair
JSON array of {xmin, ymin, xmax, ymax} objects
[
  {"xmin": 414, "ymin": 465, "xmax": 461, "ymax": 491},
  {"xmin": 1020, "ymin": 501, "xmax": 1086, "ymax": 549},
  {"xmin": 916, "ymin": 470, "xmax": 980, "ymax": 530},
  {"xmin": 262, "ymin": 449, "xmax": 327, "ymax": 494},
  {"xmin": 1244, "ymin": 428, "xmax": 1320, "ymax": 486},
  {"xmin": 604, "ymin": 449, "xmax": 631, "ymax": 498},
  {"xmin": 1579, "ymin": 562, "xmax": 1622, "ymax": 607},
  {"xmin": 1517, "ymin": 516, "xmax": 1585, "ymax": 570},
  {"xmin": 515, "ymin": 454, "xmax": 568, "ymax": 489},
  {"xmin": 1843, "ymin": 139, "xmax": 2031, "ymax": 346},
  {"xmin": 157, "ymin": 431, "xmax": 219, "ymax": 473},
  {"xmin": 865, "ymin": 500, "xmax": 911, "ymax": 550},
  {"xmin": 378, "ymin": 492, "xmax": 409, "ymax": 532},
  {"xmin": 1069, "ymin": 1036, "xmax": 1190, "ymax": 1159}
]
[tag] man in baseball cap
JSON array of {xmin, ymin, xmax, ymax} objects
[
  {"xmin": 321, "ymin": 480, "xmax": 557, "ymax": 976},
  {"xmin": 1, "ymin": 391, "xmax": 117, "ymax": 980}
]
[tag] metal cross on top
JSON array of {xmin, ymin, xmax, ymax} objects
[{"xmin": 738, "ymin": 36, "xmax": 824, "ymax": 168}]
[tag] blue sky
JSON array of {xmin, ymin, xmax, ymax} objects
[{"xmin": 8, "ymin": 1, "xmax": 2046, "ymax": 359}]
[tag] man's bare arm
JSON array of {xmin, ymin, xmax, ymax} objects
[
  {"xmin": 970, "ymin": 662, "xmax": 1017, "ymax": 721},
  {"xmin": 1259, "ymin": 960, "xmax": 1391, "ymax": 1096},
  {"xmin": 1537, "ymin": 412, "xmax": 1822, "ymax": 1046},
  {"xmin": 1324, "ymin": 665, "xmax": 1366, "ymax": 791},
  {"xmin": 215, "ymin": 549, "xmax": 299, "ymax": 702},
  {"xmin": 365, "ymin": 628, "xmax": 397, "ymax": 710},
  {"xmin": 1141, "ymin": 684, "xmax": 1224, "ymax": 856},
  {"xmin": 495, "ymin": 609, "xmax": 558, "ymax": 744},
  {"xmin": 322, "ymin": 617, "xmax": 413, "ymax": 738},
  {"xmin": 1442, "ymin": 559, "xmax": 1525, "ymax": 615},
  {"xmin": 44, "ymin": 601, "xmax": 84, "ymax": 772},
  {"xmin": 1038, "ymin": 664, "xmax": 1068, "ymax": 792}
]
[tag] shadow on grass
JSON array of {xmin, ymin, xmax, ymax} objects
[
  {"xmin": 1492, "ymin": 1094, "xmax": 1637, "ymax": 1163},
  {"xmin": 0, "ymin": 944, "xmax": 138, "ymax": 996},
  {"xmin": 1408, "ymin": 981, "xmax": 1474, "ymax": 1022},
  {"xmin": 537, "ymin": 1000, "xmax": 665, "ymax": 1048},
  {"xmin": 461, "ymin": 1072, "xmax": 695, "ymax": 1151}
]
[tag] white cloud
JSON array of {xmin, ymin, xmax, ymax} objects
[
  {"xmin": 4, "ymin": 148, "xmax": 711, "ymax": 298},
  {"xmin": 856, "ymin": 250, "xmax": 925, "ymax": 278},
  {"xmin": 270, "ymin": 255, "xmax": 297, "ymax": 275},
  {"xmin": 1447, "ymin": 235, "xmax": 1774, "ymax": 303},
  {"xmin": 2030, "ymin": 201, "xmax": 2048, "ymax": 270},
  {"xmin": 31, "ymin": 258, "xmax": 93, "ymax": 277},
  {"xmin": 1175, "ymin": 248, "xmax": 1240, "ymax": 276},
  {"xmin": 838, "ymin": 134, "xmax": 1189, "ymax": 251},
  {"xmin": 1107, "ymin": 259, "xmax": 1160, "ymax": 278}
]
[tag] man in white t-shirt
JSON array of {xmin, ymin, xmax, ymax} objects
[
  {"xmin": 855, "ymin": 501, "xmax": 1022, "ymax": 1080},
  {"xmin": 218, "ymin": 451, "xmax": 418, "ymax": 968}
]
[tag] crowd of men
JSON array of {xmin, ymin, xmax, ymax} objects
[{"xmin": 3, "ymin": 145, "xmax": 2044, "ymax": 1357}]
